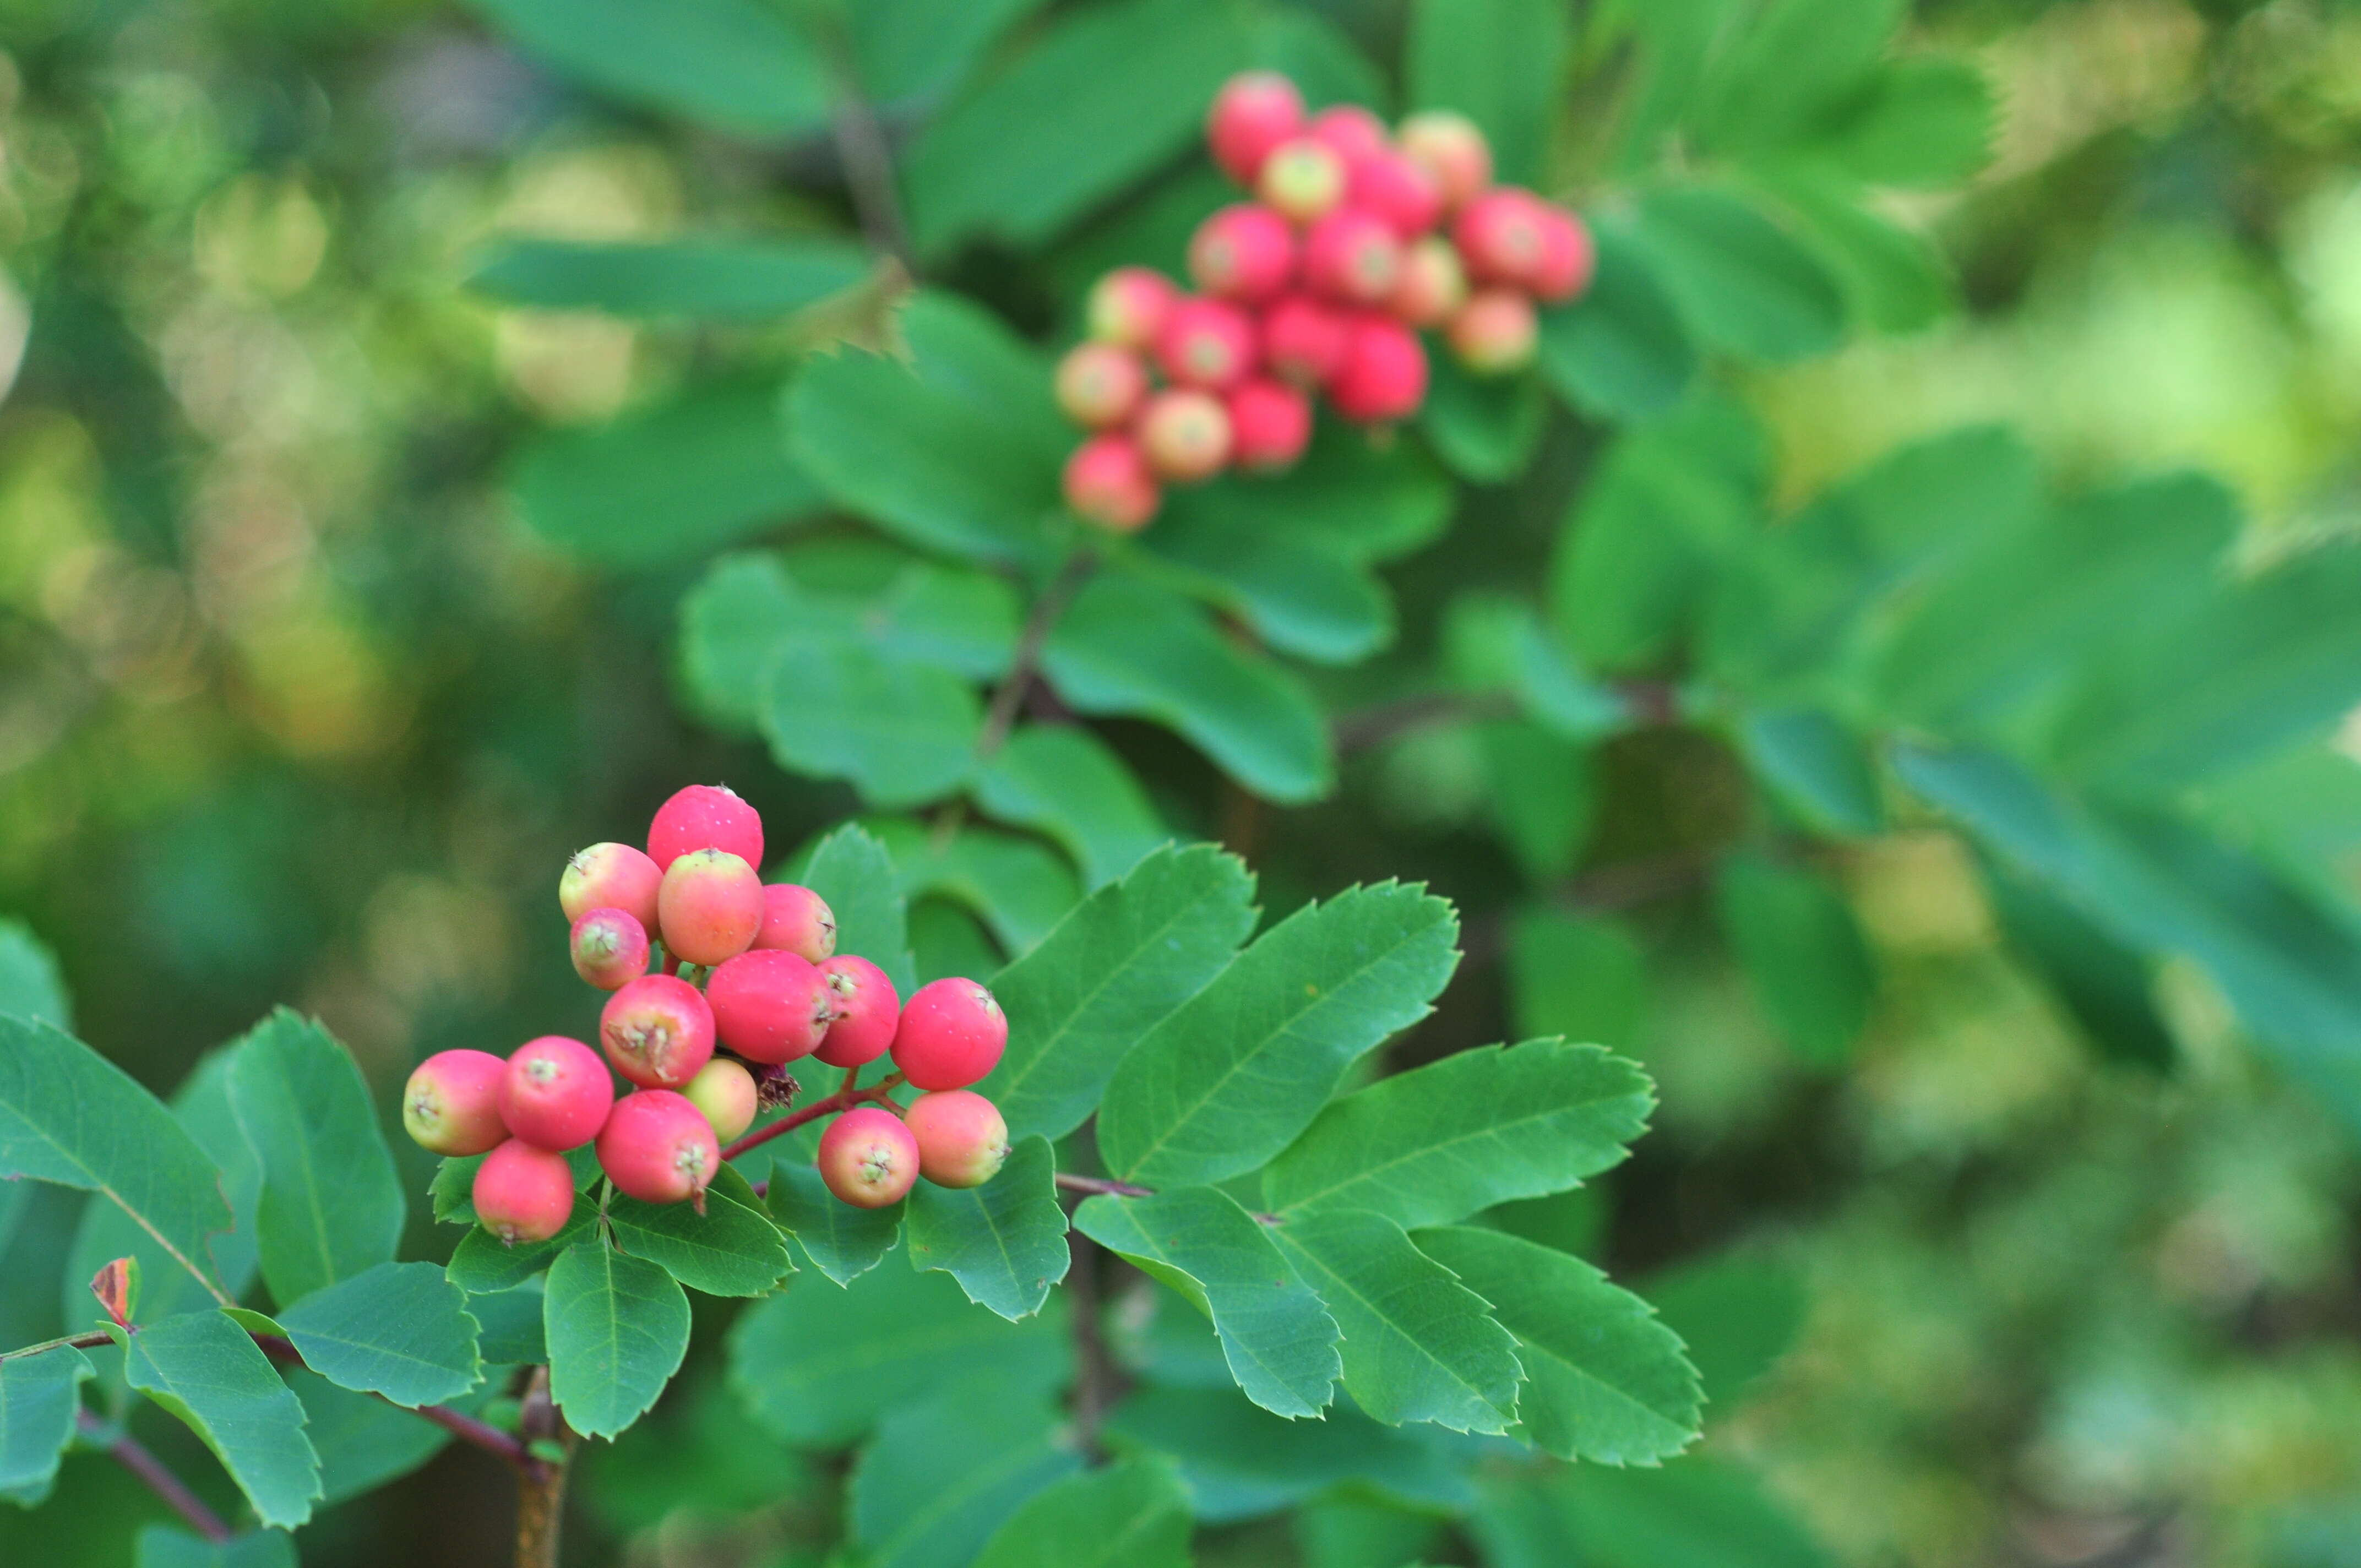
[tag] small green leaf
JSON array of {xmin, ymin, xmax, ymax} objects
[
  {"xmin": 275, "ymin": 1261, "xmax": 482, "ymax": 1408},
  {"xmin": 1155, "ymin": 422, "xmax": 1452, "ymax": 565},
  {"xmin": 975, "ymin": 726, "xmax": 1170, "ymax": 888},
  {"xmin": 1443, "ymin": 595, "xmax": 1630, "ymax": 742},
  {"xmin": 1739, "ymin": 709, "xmax": 1883, "ymax": 836},
  {"xmin": 1763, "ymin": 174, "xmax": 1954, "ymax": 335},
  {"xmin": 0, "ymin": 920, "xmax": 69, "ymax": 1031},
  {"xmin": 112, "ymin": 1310, "xmax": 321, "ymax": 1529},
  {"xmin": 1506, "ymin": 913, "xmax": 1650, "ymax": 1053},
  {"xmin": 1811, "ymin": 56, "xmax": 1995, "ymax": 189},
  {"xmin": 464, "ymin": 0, "xmax": 826, "ymax": 138},
  {"xmin": 1421, "ymin": 356, "xmax": 1546, "ymax": 483},
  {"xmin": 1695, "ymin": 0, "xmax": 1903, "ymax": 155},
  {"xmin": 133, "ymin": 1526, "xmax": 297, "ymax": 1568},
  {"xmin": 851, "ymin": 1379, "xmax": 1080, "ymax": 1568},
  {"xmin": 1134, "ymin": 515, "xmax": 1396, "ymax": 665},
  {"xmin": 846, "ymin": 0, "xmax": 1047, "ymax": 104},
  {"xmin": 1476, "ymin": 720, "xmax": 1597, "ymax": 879},
  {"xmin": 608, "ymin": 1163, "xmax": 792, "ymax": 1297},
  {"xmin": 973, "ymin": 1454, "xmax": 1193, "ymax": 1568},
  {"xmin": 0, "ymin": 1344, "xmax": 91, "ymax": 1502},
  {"xmin": 1539, "ymin": 220, "xmax": 1698, "ymax": 421},
  {"xmin": 904, "ymin": 1136, "xmax": 1069, "ymax": 1321},
  {"xmin": 1405, "ymin": 0, "xmax": 1569, "ymax": 187},
  {"xmin": 759, "ymin": 638, "xmax": 982, "ymax": 809},
  {"xmin": 444, "ymin": 1213, "xmax": 594, "ymax": 1295},
  {"xmin": 862, "ymin": 819, "xmax": 1082, "ymax": 958},
  {"xmin": 790, "ymin": 822, "xmax": 918, "ymax": 997},
  {"xmin": 286, "ymin": 1368, "xmax": 450, "ymax": 1505},
  {"xmin": 1987, "ymin": 861, "xmax": 2174, "ymax": 1072},
  {"xmin": 1103, "ymin": 1384, "xmax": 1473, "ymax": 1522},
  {"xmin": 1632, "ymin": 186, "xmax": 1847, "ymax": 362},
  {"xmin": 467, "ymin": 236, "xmax": 869, "ymax": 320},
  {"xmin": 544, "ymin": 1241, "xmax": 691, "ymax": 1440},
  {"xmin": 766, "ymin": 1162, "xmax": 904, "ymax": 1286},
  {"xmin": 1713, "ymin": 853, "xmax": 1876, "ymax": 1067}
]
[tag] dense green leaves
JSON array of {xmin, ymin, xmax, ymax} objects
[
  {"xmin": 1105, "ymin": 1384, "xmax": 1472, "ymax": 1522},
  {"xmin": 1474, "ymin": 1460, "xmax": 1830, "ymax": 1568},
  {"xmin": 608, "ymin": 1164, "xmax": 792, "ymax": 1297},
  {"xmin": 1633, "ymin": 187, "xmax": 1847, "ymax": 362},
  {"xmin": 466, "ymin": 0, "xmax": 826, "ymax": 137},
  {"xmin": 850, "ymin": 1381, "xmax": 1080, "ymax": 1568},
  {"xmin": 1540, "ymin": 221, "xmax": 1699, "ymax": 420},
  {"xmin": 1135, "ymin": 513, "xmax": 1395, "ymax": 665},
  {"xmin": 0, "ymin": 1346, "xmax": 90, "ymax": 1502},
  {"xmin": 1695, "ymin": 0, "xmax": 1903, "ymax": 155},
  {"xmin": 1815, "ymin": 57, "xmax": 1995, "ymax": 188},
  {"xmin": 973, "ymin": 1455, "xmax": 1193, "ymax": 1568},
  {"xmin": 1422, "ymin": 355, "xmax": 1547, "ymax": 483},
  {"xmin": 468, "ymin": 237, "xmax": 869, "ymax": 320},
  {"xmin": 112, "ymin": 1311, "xmax": 320, "ymax": 1528},
  {"xmin": 847, "ymin": 0, "xmax": 1049, "ymax": 104},
  {"xmin": 1155, "ymin": 425, "xmax": 1452, "ymax": 565},
  {"xmin": 791, "ymin": 822, "xmax": 918, "ymax": 997},
  {"xmin": 275, "ymin": 1262, "xmax": 481, "ymax": 1408},
  {"xmin": 544, "ymin": 1242, "xmax": 692, "ymax": 1439},
  {"xmin": 767, "ymin": 1163, "xmax": 904, "ymax": 1286},
  {"xmin": 865, "ymin": 820, "xmax": 1080, "ymax": 957},
  {"xmin": 904, "ymin": 1136, "xmax": 1069, "ymax": 1320},
  {"xmin": 1406, "ymin": 0, "xmax": 1568, "ymax": 186},
  {"xmin": 762, "ymin": 639, "xmax": 983, "ymax": 808},
  {"xmin": 1713, "ymin": 853, "xmax": 1876, "ymax": 1066},
  {"xmin": 975, "ymin": 726, "xmax": 1170, "ymax": 889}
]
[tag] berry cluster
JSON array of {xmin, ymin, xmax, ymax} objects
[
  {"xmin": 399, "ymin": 785, "xmax": 1014, "ymax": 1244},
  {"xmin": 1058, "ymin": 72, "xmax": 1594, "ymax": 532}
]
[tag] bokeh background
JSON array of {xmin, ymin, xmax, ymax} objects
[{"xmin": 2, "ymin": 1, "xmax": 2359, "ymax": 1565}]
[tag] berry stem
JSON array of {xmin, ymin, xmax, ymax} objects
[
  {"xmin": 77, "ymin": 1409, "xmax": 232, "ymax": 1543},
  {"xmin": 717, "ymin": 1069, "xmax": 902, "ymax": 1164}
]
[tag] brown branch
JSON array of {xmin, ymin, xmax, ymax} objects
[
  {"xmin": 1064, "ymin": 1236, "xmax": 1120, "ymax": 1463},
  {"xmin": 514, "ymin": 1366, "xmax": 575, "ymax": 1568},
  {"xmin": 721, "ymin": 1067, "xmax": 902, "ymax": 1164},
  {"xmin": 1052, "ymin": 1172, "xmax": 1155, "ymax": 1200},
  {"xmin": 250, "ymin": 1333, "xmax": 540, "ymax": 1475},
  {"xmin": 77, "ymin": 1409, "xmax": 231, "ymax": 1543},
  {"xmin": 0, "ymin": 1329, "xmax": 116, "ymax": 1363}
]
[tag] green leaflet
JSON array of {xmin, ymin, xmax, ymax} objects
[
  {"xmin": 607, "ymin": 1164, "xmax": 793, "ymax": 1297},
  {"xmin": 133, "ymin": 1527, "xmax": 298, "ymax": 1568},
  {"xmin": 972, "ymin": 1455, "xmax": 1193, "ymax": 1568},
  {"xmin": 0, "ymin": 1345, "xmax": 91, "ymax": 1502},
  {"xmin": 767, "ymin": 1162, "xmax": 905, "ymax": 1286},
  {"xmin": 974, "ymin": 725, "xmax": 1171, "ymax": 889},
  {"xmin": 111, "ymin": 1311, "xmax": 321, "ymax": 1529},
  {"xmin": 862, "ymin": 819, "xmax": 1082, "ymax": 958},
  {"xmin": 467, "ymin": 236, "xmax": 870, "ymax": 320},
  {"xmin": 790, "ymin": 821, "xmax": 918, "ymax": 998},
  {"xmin": 1405, "ymin": 0, "xmax": 1569, "ymax": 186},
  {"xmin": 760, "ymin": 636, "xmax": 983, "ymax": 809},
  {"xmin": 848, "ymin": 1379, "xmax": 1080, "ymax": 1568},
  {"xmin": 0, "ymin": 920, "xmax": 69, "ymax": 1032},
  {"xmin": 274, "ymin": 1261, "xmax": 482, "ymax": 1408},
  {"xmin": 902, "ymin": 1136, "xmax": 1070, "ymax": 1321},
  {"xmin": 543, "ymin": 1242, "xmax": 691, "ymax": 1440},
  {"xmin": 1712, "ymin": 853, "xmax": 1876, "ymax": 1067},
  {"xmin": 286, "ymin": 1369, "xmax": 451, "ymax": 1505},
  {"xmin": 465, "ymin": 0, "xmax": 827, "ymax": 138}
]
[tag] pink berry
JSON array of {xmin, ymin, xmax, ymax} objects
[
  {"xmin": 813, "ymin": 954, "xmax": 901, "ymax": 1069},
  {"xmin": 1448, "ymin": 289, "xmax": 1539, "ymax": 374},
  {"xmin": 1255, "ymin": 138, "xmax": 1347, "ymax": 224},
  {"xmin": 890, "ymin": 978, "xmax": 1008, "ymax": 1092},
  {"xmin": 706, "ymin": 948, "xmax": 835, "ymax": 1065},
  {"xmin": 596, "ymin": 1089, "xmax": 719, "ymax": 1206},
  {"xmin": 753, "ymin": 883, "xmax": 837, "ymax": 963},
  {"xmin": 559, "ymin": 842, "xmax": 661, "ymax": 930},
  {"xmin": 1347, "ymin": 148, "xmax": 1443, "ymax": 240},
  {"xmin": 1328, "ymin": 315, "xmax": 1429, "ymax": 423},
  {"xmin": 816, "ymin": 1107, "xmax": 920, "ymax": 1209},
  {"xmin": 1138, "ymin": 389, "xmax": 1234, "ymax": 483},
  {"xmin": 1063, "ymin": 434, "xmax": 1161, "ymax": 533},
  {"xmin": 1086, "ymin": 266, "xmax": 1178, "ymax": 350},
  {"xmin": 1303, "ymin": 209, "xmax": 1403, "ymax": 307},
  {"xmin": 656, "ymin": 848, "xmax": 763, "ymax": 967},
  {"xmin": 1206, "ymin": 71, "xmax": 1304, "ymax": 186},
  {"xmin": 1398, "ymin": 111, "xmax": 1493, "ymax": 211},
  {"xmin": 1531, "ymin": 203, "xmax": 1595, "ymax": 303},
  {"xmin": 473, "ymin": 1139, "xmax": 575, "ymax": 1245},
  {"xmin": 645, "ymin": 783, "xmax": 763, "ymax": 873},
  {"xmin": 1153, "ymin": 296, "xmax": 1256, "ymax": 391},
  {"xmin": 1305, "ymin": 104, "xmax": 1389, "ymax": 169},
  {"xmin": 1054, "ymin": 341, "xmax": 1148, "ymax": 429},
  {"xmin": 599, "ymin": 972, "xmax": 716, "ymax": 1089},
  {"xmin": 904, "ymin": 1090, "xmax": 1011, "ymax": 1189},
  {"xmin": 1453, "ymin": 188, "xmax": 1550, "ymax": 288},
  {"xmin": 1390, "ymin": 234, "xmax": 1469, "ymax": 328},
  {"xmin": 1226, "ymin": 378, "xmax": 1312, "ymax": 472},
  {"xmin": 682, "ymin": 1057, "xmax": 758, "ymax": 1144},
  {"xmin": 499, "ymin": 1035, "xmax": 614, "ymax": 1152},
  {"xmin": 1260, "ymin": 293, "xmax": 1352, "ymax": 386},
  {"xmin": 402, "ymin": 1049, "xmax": 508, "ymax": 1156},
  {"xmin": 570, "ymin": 907, "xmax": 650, "ymax": 992},
  {"xmin": 1188, "ymin": 204, "xmax": 1296, "ymax": 304}
]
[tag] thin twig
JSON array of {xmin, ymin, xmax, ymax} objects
[
  {"xmin": 1052, "ymin": 1172, "xmax": 1155, "ymax": 1200},
  {"xmin": 1065, "ymin": 1236, "xmax": 1120, "ymax": 1463},
  {"xmin": 978, "ymin": 549, "xmax": 1099, "ymax": 763},
  {"xmin": 249, "ymin": 1333, "xmax": 539, "ymax": 1474},
  {"xmin": 719, "ymin": 1068, "xmax": 900, "ymax": 1164},
  {"xmin": 0, "ymin": 1329, "xmax": 115, "ymax": 1363},
  {"xmin": 814, "ymin": 19, "xmax": 913, "ymax": 270},
  {"xmin": 78, "ymin": 1409, "xmax": 231, "ymax": 1543}
]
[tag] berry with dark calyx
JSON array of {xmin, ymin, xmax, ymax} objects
[
  {"xmin": 1531, "ymin": 202, "xmax": 1595, "ymax": 303},
  {"xmin": 1329, "ymin": 315, "xmax": 1430, "ymax": 424},
  {"xmin": 599, "ymin": 972, "xmax": 716, "ymax": 1088},
  {"xmin": 1206, "ymin": 70, "xmax": 1304, "ymax": 186},
  {"xmin": 1448, "ymin": 289, "xmax": 1539, "ymax": 374},
  {"xmin": 683, "ymin": 1057, "xmax": 758, "ymax": 1143},
  {"xmin": 1453, "ymin": 188, "xmax": 1550, "ymax": 288},
  {"xmin": 1187, "ymin": 204, "xmax": 1296, "ymax": 304},
  {"xmin": 499, "ymin": 1036, "xmax": 614, "ymax": 1151},
  {"xmin": 1260, "ymin": 293, "xmax": 1352, "ymax": 386},
  {"xmin": 645, "ymin": 783, "xmax": 763, "ymax": 873},
  {"xmin": 1063, "ymin": 434, "xmax": 1161, "ymax": 533},
  {"xmin": 1138, "ymin": 389, "xmax": 1234, "ymax": 483},
  {"xmin": 890, "ymin": 977, "xmax": 1008, "ymax": 1091},
  {"xmin": 1086, "ymin": 266, "xmax": 1178, "ymax": 350},
  {"xmin": 1305, "ymin": 104, "xmax": 1389, "ymax": 169},
  {"xmin": 1226, "ymin": 378, "xmax": 1313, "ymax": 472},
  {"xmin": 473, "ymin": 1139, "xmax": 575, "ymax": 1245},
  {"xmin": 1389, "ymin": 234, "xmax": 1468, "ymax": 328},
  {"xmin": 656, "ymin": 847, "xmax": 763, "ymax": 966},
  {"xmin": 569, "ymin": 907, "xmax": 650, "ymax": 992},
  {"xmin": 817, "ymin": 1107, "xmax": 921, "ymax": 1209},
  {"xmin": 596, "ymin": 1090, "xmax": 720, "ymax": 1208},
  {"xmin": 1303, "ymin": 209, "xmax": 1403, "ymax": 307},
  {"xmin": 559, "ymin": 842, "xmax": 661, "ymax": 930},
  {"xmin": 753, "ymin": 882, "xmax": 836, "ymax": 963},
  {"xmin": 707, "ymin": 948, "xmax": 835, "ymax": 1064},
  {"xmin": 402, "ymin": 1049, "xmax": 509, "ymax": 1155},
  {"xmin": 1153, "ymin": 296, "xmax": 1256, "ymax": 390},
  {"xmin": 904, "ymin": 1090, "xmax": 1011, "ymax": 1189},
  {"xmin": 1398, "ymin": 111, "xmax": 1493, "ymax": 211},
  {"xmin": 1255, "ymin": 138, "xmax": 1347, "ymax": 224},
  {"xmin": 1054, "ymin": 341, "xmax": 1148, "ymax": 429},
  {"xmin": 1347, "ymin": 148, "xmax": 1444, "ymax": 240},
  {"xmin": 814, "ymin": 954, "xmax": 901, "ymax": 1069}
]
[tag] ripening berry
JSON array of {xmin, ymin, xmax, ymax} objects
[
  {"xmin": 645, "ymin": 783, "xmax": 763, "ymax": 873},
  {"xmin": 569, "ymin": 907, "xmax": 650, "ymax": 992},
  {"xmin": 1138, "ymin": 389, "xmax": 1234, "ymax": 483},
  {"xmin": 1346, "ymin": 149, "xmax": 1444, "ymax": 240},
  {"xmin": 1530, "ymin": 203, "xmax": 1595, "ymax": 303},
  {"xmin": 707, "ymin": 948, "xmax": 835, "ymax": 1065},
  {"xmin": 1305, "ymin": 104, "xmax": 1389, "ymax": 169},
  {"xmin": 1226, "ymin": 379, "xmax": 1313, "ymax": 472},
  {"xmin": 473, "ymin": 1139, "xmax": 575, "ymax": 1245},
  {"xmin": 499, "ymin": 1036, "xmax": 614, "ymax": 1152},
  {"xmin": 682, "ymin": 1057, "xmax": 758, "ymax": 1144},
  {"xmin": 1303, "ymin": 209, "xmax": 1403, "ymax": 307},
  {"xmin": 1389, "ymin": 234, "xmax": 1468, "ymax": 328},
  {"xmin": 1255, "ymin": 138, "xmax": 1347, "ymax": 224},
  {"xmin": 1206, "ymin": 71, "xmax": 1304, "ymax": 186},
  {"xmin": 1397, "ymin": 111, "xmax": 1493, "ymax": 211},
  {"xmin": 1086, "ymin": 266, "xmax": 1178, "ymax": 351},
  {"xmin": 656, "ymin": 848, "xmax": 763, "ymax": 967},
  {"xmin": 596, "ymin": 1090, "xmax": 720, "ymax": 1206},
  {"xmin": 1329, "ymin": 315, "xmax": 1429, "ymax": 423},
  {"xmin": 1153, "ymin": 296, "xmax": 1256, "ymax": 390},
  {"xmin": 814, "ymin": 954, "xmax": 901, "ymax": 1069},
  {"xmin": 1453, "ymin": 188, "xmax": 1551, "ymax": 288},
  {"xmin": 817, "ymin": 1107, "xmax": 920, "ymax": 1209},
  {"xmin": 1448, "ymin": 289, "xmax": 1539, "ymax": 375},
  {"xmin": 1054, "ymin": 341, "xmax": 1148, "ymax": 429},
  {"xmin": 753, "ymin": 883, "xmax": 836, "ymax": 963},
  {"xmin": 1063, "ymin": 434, "xmax": 1161, "ymax": 533},
  {"xmin": 904, "ymin": 1090, "xmax": 1011, "ymax": 1189},
  {"xmin": 599, "ymin": 972, "xmax": 716, "ymax": 1089},
  {"xmin": 402, "ymin": 1049, "xmax": 508, "ymax": 1156},
  {"xmin": 1260, "ymin": 293, "xmax": 1352, "ymax": 386},
  {"xmin": 559, "ymin": 842, "xmax": 662, "ymax": 931},
  {"xmin": 1188, "ymin": 204, "xmax": 1295, "ymax": 304},
  {"xmin": 890, "ymin": 978, "xmax": 1008, "ymax": 1091}
]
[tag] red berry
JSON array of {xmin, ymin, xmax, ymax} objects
[
  {"xmin": 646, "ymin": 783, "xmax": 763, "ymax": 873},
  {"xmin": 682, "ymin": 1058, "xmax": 758, "ymax": 1144},
  {"xmin": 1206, "ymin": 70, "xmax": 1304, "ymax": 186},
  {"xmin": 1329, "ymin": 315, "xmax": 1429, "ymax": 423},
  {"xmin": 473, "ymin": 1139, "xmax": 575, "ymax": 1245},
  {"xmin": 559, "ymin": 842, "xmax": 661, "ymax": 930},
  {"xmin": 1306, "ymin": 104, "xmax": 1389, "ymax": 170},
  {"xmin": 1303, "ymin": 209, "xmax": 1403, "ymax": 307},
  {"xmin": 1346, "ymin": 149, "xmax": 1443, "ymax": 240},
  {"xmin": 1260, "ymin": 293, "xmax": 1352, "ymax": 386},
  {"xmin": 1398, "ymin": 111, "xmax": 1493, "ymax": 211},
  {"xmin": 1187, "ymin": 204, "xmax": 1296, "ymax": 304},
  {"xmin": 1153, "ymin": 296, "xmax": 1256, "ymax": 390},
  {"xmin": 814, "ymin": 954, "xmax": 901, "ymax": 1069},
  {"xmin": 656, "ymin": 848, "xmax": 763, "ymax": 967},
  {"xmin": 499, "ymin": 1036, "xmax": 615, "ymax": 1152},
  {"xmin": 402, "ymin": 1049, "xmax": 508, "ymax": 1156},
  {"xmin": 1390, "ymin": 234, "xmax": 1469, "ymax": 328},
  {"xmin": 890, "ymin": 978, "xmax": 1008, "ymax": 1091},
  {"xmin": 599, "ymin": 972, "xmax": 716, "ymax": 1089},
  {"xmin": 1054, "ymin": 341, "xmax": 1149, "ymax": 429},
  {"xmin": 706, "ymin": 948, "xmax": 835, "ymax": 1065},
  {"xmin": 1531, "ymin": 203, "xmax": 1595, "ymax": 303},
  {"xmin": 1138, "ymin": 389, "xmax": 1234, "ymax": 483},
  {"xmin": 596, "ymin": 1090, "xmax": 719, "ymax": 1206},
  {"xmin": 1063, "ymin": 434, "xmax": 1161, "ymax": 533},
  {"xmin": 1226, "ymin": 378, "xmax": 1312, "ymax": 472},
  {"xmin": 1453, "ymin": 188, "xmax": 1550, "ymax": 288},
  {"xmin": 753, "ymin": 883, "xmax": 836, "ymax": 963},
  {"xmin": 1086, "ymin": 267, "xmax": 1178, "ymax": 350},
  {"xmin": 569, "ymin": 907, "xmax": 650, "ymax": 992},
  {"xmin": 1448, "ymin": 289, "xmax": 1539, "ymax": 374},
  {"xmin": 1255, "ymin": 138, "xmax": 1347, "ymax": 224},
  {"xmin": 816, "ymin": 1107, "xmax": 920, "ymax": 1209},
  {"xmin": 904, "ymin": 1090, "xmax": 1011, "ymax": 1189}
]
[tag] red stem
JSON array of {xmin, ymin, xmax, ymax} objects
[
  {"xmin": 719, "ymin": 1068, "xmax": 900, "ymax": 1163},
  {"xmin": 251, "ymin": 1333, "xmax": 538, "ymax": 1474},
  {"xmin": 78, "ymin": 1409, "xmax": 231, "ymax": 1543}
]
